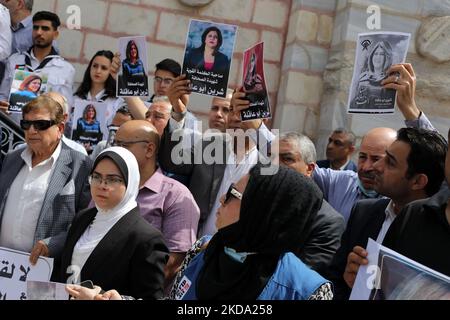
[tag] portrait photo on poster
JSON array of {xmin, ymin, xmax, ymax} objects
[
  {"xmin": 241, "ymin": 42, "xmax": 271, "ymax": 121},
  {"xmin": 71, "ymin": 100, "xmax": 108, "ymax": 154},
  {"xmin": 8, "ymin": 70, "xmax": 48, "ymax": 113},
  {"xmin": 117, "ymin": 36, "xmax": 149, "ymax": 97},
  {"xmin": 347, "ymin": 32, "xmax": 410, "ymax": 114},
  {"xmin": 369, "ymin": 251, "xmax": 450, "ymax": 300},
  {"xmin": 182, "ymin": 19, "xmax": 237, "ymax": 98}
]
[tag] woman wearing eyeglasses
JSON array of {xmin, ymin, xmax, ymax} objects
[
  {"xmin": 59, "ymin": 147, "xmax": 169, "ymax": 300},
  {"xmin": 75, "ymin": 164, "xmax": 332, "ymax": 300}
]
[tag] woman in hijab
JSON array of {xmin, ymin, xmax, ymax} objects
[
  {"xmin": 70, "ymin": 164, "xmax": 332, "ymax": 300},
  {"xmin": 170, "ymin": 164, "xmax": 332, "ymax": 300},
  {"xmin": 60, "ymin": 146, "xmax": 169, "ymax": 300}
]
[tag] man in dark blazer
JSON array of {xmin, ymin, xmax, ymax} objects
[
  {"xmin": 0, "ymin": 96, "xmax": 92, "ymax": 263},
  {"xmin": 327, "ymin": 127, "xmax": 447, "ymax": 300},
  {"xmin": 273, "ymin": 132, "xmax": 345, "ymax": 276},
  {"xmin": 317, "ymin": 128, "xmax": 357, "ymax": 172},
  {"xmin": 158, "ymin": 91, "xmax": 273, "ymax": 236}
]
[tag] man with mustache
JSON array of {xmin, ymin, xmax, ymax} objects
[
  {"xmin": 313, "ymin": 63, "xmax": 435, "ymax": 223},
  {"xmin": 326, "ymin": 127, "xmax": 447, "ymax": 300}
]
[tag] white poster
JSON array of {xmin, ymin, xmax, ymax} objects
[
  {"xmin": 347, "ymin": 32, "xmax": 410, "ymax": 114},
  {"xmin": 0, "ymin": 247, "xmax": 53, "ymax": 300},
  {"xmin": 350, "ymin": 239, "xmax": 450, "ymax": 300}
]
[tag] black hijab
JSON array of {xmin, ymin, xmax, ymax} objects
[{"xmin": 196, "ymin": 164, "xmax": 323, "ymax": 300}]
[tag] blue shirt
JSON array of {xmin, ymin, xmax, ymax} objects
[
  {"xmin": 11, "ymin": 16, "xmax": 32, "ymax": 54},
  {"xmin": 174, "ymin": 251, "xmax": 328, "ymax": 300},
  {"xmin": 313, "ymin": 167, "xmax": 367, "ymax": 223}
]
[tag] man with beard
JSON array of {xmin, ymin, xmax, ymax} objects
[
  {"xmin": 0, "ymin": 11, "xmax": 74, "ymax": 122},
  {"xmin": 382, "ymin": 128, "xmax": 450, "ymax": 277},
  {"xmin": 326, "ymin": 127, "xmax": 447, "ymax": 300},
  {"xmin": 313, "ymin": 63, "xmax": 435, "ymax": 223}
]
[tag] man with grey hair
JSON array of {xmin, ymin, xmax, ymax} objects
[
  {"xmin": 0, "ymin": 0, "xmax": 34, "ymax": 53},
  {"xmin": 271, "ymin": 132, "xmax": 345, "ymax": 275},
  {"xmin": 317, "ymin": 127, "xmax": 357, "ymax": 172}
]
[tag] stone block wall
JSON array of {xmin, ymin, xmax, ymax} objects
[{"xmin": 33, "ymin": 0, "xmax": 291, "ymax": 127}]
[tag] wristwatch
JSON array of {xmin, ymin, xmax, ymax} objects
[{"xmin": 171, "ymin": 109, "xmax": 187, "ymax": 121}]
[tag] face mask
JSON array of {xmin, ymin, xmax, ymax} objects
[
  {"xmin": 224, "ymin": 247, "xmax": 257, "ymax": 263},
  {"xmin": 357, "ymin": 178, "xmax": 379, "ymax": 198}
]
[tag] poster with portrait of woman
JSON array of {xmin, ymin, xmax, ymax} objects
[
  {"xmin": 71, "ymin": 100, "xmax": 108, "ymax": 154},
  {"xmin": 117, "ymin": 36, "xmax": 149, "ymax": 97},
  {"xmin": 8, "ymin": 70, "xmax": 48, "ymax": 113},
  {"xmin": 182, "ymin": 19, "xmax": 237, "ymax": 98},
  {"xmin": 348, "ymin": 32, "xmax": 410, "ymax": 114},
  {"xmin": 241, "ymin": 42, "xmax": 271, "ymax": 121}
]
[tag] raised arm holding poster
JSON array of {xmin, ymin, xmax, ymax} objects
[
  {"xmin": 348, "ymin": 32, "xmax": 410, "ymax": 114},
  {"xmin": 71, "ymin": 100, "xmax": 108, "ymax": 154},
  {"xmin": 182, "ymin": 19, "xmax": 237, "ymax": 98},
  {"xmin": 117, "ymin": 36, "xmax": 149, "ymax": 97},
  {"xmin": 8, "ymin": 70, "xmax": 48, "ymax": 113},
  {"xmin": 241, "ymin": 42, "xmax": 271, "ymax": 121},
  {"xmin": 0, "ymin": 247, "xmax": 53, "ymax": 300}
]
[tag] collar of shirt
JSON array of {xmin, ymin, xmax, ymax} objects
[
  {"xmin": 87, "ymin": 89, "xmax": 106, "ymax": 101},
  {"xmin": 339, "ymin": 159, "xmax": 351, "ymax": 171},
  {"xmin": 384, "ymin": 200, "xmax": 397, "ymax": 222},
  {"xmin": 21, "ymin": 140, "xmax": 62, "ymax": 169},
  {"xmin": 12, "ymin": 15, "xmax": 32, "ymax": 32},
  {"xmin": 141, "ymin": 167, "xmax": 165, "ymax": 194}
]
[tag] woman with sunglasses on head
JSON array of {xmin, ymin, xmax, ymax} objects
[
  {"xmin": 60, "ymin": 147, "xmax": 169, "ymax": 300},
  {"xmin": 78, "ymin": 164, "xmax": 332, "ymax": 300},
  {"xmin": 71, "ymin": 50, "xmax": 123, "ymax": 133}
]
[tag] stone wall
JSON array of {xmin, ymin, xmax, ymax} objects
[
  {"xmin": 33, "ymin": 0, "xmax": 291, "ymax": 127},
  {"xmin": 316, "ymin": 0, "xmax": 450, "ymax": 159},
  {"xmin": 32, "ymin": 0, "xmax": 450, "ymax": 152}
]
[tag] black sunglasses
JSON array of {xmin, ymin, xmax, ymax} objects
[
  {"xmin": 224, "ymin": 184, "xmax": 243, "ymax": 204},
  {"xmin": 20, "ymin": 119, "xmax": 57, "ymax": 131}
]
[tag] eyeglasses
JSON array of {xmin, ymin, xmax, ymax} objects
[
  {"xmin": 154, "ymin": 76, "xmax": 174, "ymax": 86},
  {"xmin": 112, "ymin": 140, "xmax": 150, "ymax": 148},
  {"xmin": 89, "ymin": 173, "xmax": 124, "ymax": 187},
  {"xmin": 20, "ymin": 119, "xmax": 57, "ymax": 131},
  {"xmin": 224, "ymin": 184, "xmax": 243, "ymax": 204}
]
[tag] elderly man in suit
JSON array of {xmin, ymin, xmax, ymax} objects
[{"xmin": 0, "ymin": 95, "xmax": 92, "ymax": 264}]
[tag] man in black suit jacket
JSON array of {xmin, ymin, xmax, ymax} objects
[
  {"xmin": 273, "ymin": 132, "xmax": 345, "ymax": 275},
  {"xmin": 327, "ymin": 127, "xmax": 447, "ymax": 300}
]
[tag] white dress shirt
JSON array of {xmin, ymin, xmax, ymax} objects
[
  {"xmin": 375, "ymin": 200, "xmax": 397, "ymax": 244},
  {"xmin": 0, "ymin": 4, "xmax": 12, "ymax": 61},
  {"xmin": 199, "ymin": 145, "xmax": 259, "ymax": 237},
  {"xmin": 0, "ymin": 142, "xmax": 62, "ymax": 252}
]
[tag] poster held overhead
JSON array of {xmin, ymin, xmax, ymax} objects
[
  {"xmin": 241, "ymin": 42, "xmax": 271, "ymax": 121},
  {"xmin": 117, "ymin": 36, "xmax": 149, "ymax": 97},
  {"xmin": 347, "ymin": 32, "xmax": 410, "ymax": 114},
  {"xmin": 182, "ymin": 19, "xmax": 237, "ymax": 98}
]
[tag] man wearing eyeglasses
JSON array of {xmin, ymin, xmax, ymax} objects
[
  {"xmin": 150, "ymin": 59, "xmax": 180, "ymax": 103},
  {"xmin": 113, "ymin": 120, "xmax": 200, "ymax": 293},
  {"xmin": 0, "ymin": 95, "xmax": 92, "ymax": 265}
]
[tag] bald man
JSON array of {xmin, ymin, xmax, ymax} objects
[
  {"xmin": 313, "ymin": 127, "xmax": 397, "ymax": 223},
  {"xmin": 113, "ymin": 120, "xmax": 200, "ymax": 292}
]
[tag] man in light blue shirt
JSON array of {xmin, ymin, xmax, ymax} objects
[
  {"xmin": 1, "ymin": 0, "xmax": 33, "ymax": 54},
  {"xmin": 313, "ymin": 63, "xmax": 436, "ymax": 223}
]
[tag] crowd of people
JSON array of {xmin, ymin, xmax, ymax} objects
[{"xmin": 0, "ymin": 3, "xmax": 448, "ymax": 301}]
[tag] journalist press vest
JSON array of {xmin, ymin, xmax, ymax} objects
[{"xmin": 174, "ymin": 251, "xmax": 329, "ymax": 300}]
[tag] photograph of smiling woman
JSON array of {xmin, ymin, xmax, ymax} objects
[{"xmin": 347, "ymin": 32, "xmax": 410, "ymax": 114}]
